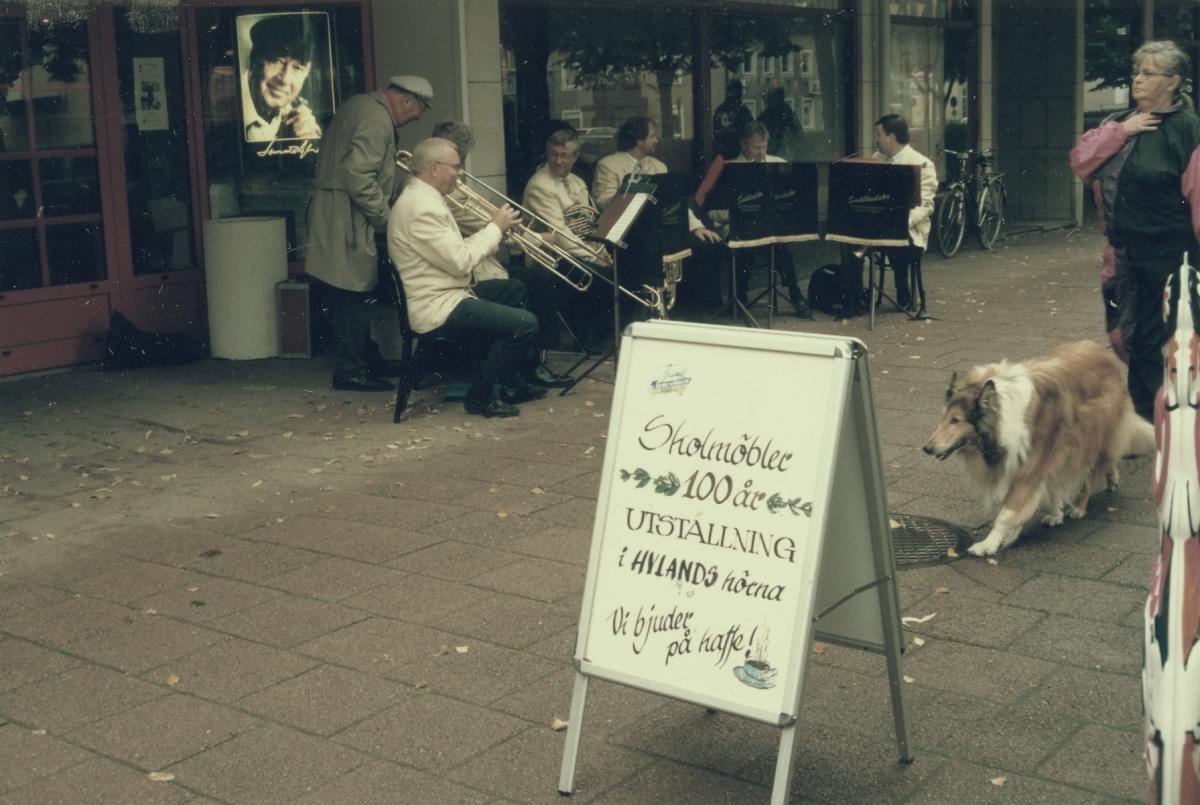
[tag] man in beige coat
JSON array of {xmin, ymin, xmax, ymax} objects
[
  {"xmin": 305, "ymin": 75, "xmax": 431, "ymax": 391},
  {"xmin": 388, "ymin": 138, "xmax": 543, "ymax": 418}
]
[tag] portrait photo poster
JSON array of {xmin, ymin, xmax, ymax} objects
[{"xmin": 236, "ymin": 11, "xmax": 335, "ymax": 148}]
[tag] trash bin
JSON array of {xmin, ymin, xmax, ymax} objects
[{"xmin": 202, "ymin": 216, "xmax": 289, "ymax": 359}]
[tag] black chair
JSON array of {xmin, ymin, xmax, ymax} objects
[{"xmin": 388, "ymin": 269, "xmax": 473, "ymax": 423}]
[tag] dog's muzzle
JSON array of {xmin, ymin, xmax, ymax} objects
[{"xmin": 923, "ymin": 439, "xmax": 964, "ymax": 460}]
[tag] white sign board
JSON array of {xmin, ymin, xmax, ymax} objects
[
  {"xmin": 577, "ymin": 321, "xmax": 849, "ymax": 722},
  {"xmin": 561, "ymin": 320, "xmax": 910, "ymax": 803}
]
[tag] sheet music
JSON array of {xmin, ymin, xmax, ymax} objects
[{"xmin": 594, "ymin": 192, "xmax": 651, "ymax": 247}]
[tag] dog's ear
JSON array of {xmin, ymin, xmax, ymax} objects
[
  {"xmin": 975, "ymin": 378, "xmax": 999, "ymax": 413},
  {"xmin": 945, "ymin": 371, "xmax": 958, "ymax": 401}
]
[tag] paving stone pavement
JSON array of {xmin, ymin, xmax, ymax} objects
[{"xmin": 0, "ymin": 224, "xmax": 1152, "ymax": 803}]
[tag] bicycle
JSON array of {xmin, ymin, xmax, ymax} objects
[{"xmin": 934, "ymin": 148, "xmax": 1007, "ymax": 258}]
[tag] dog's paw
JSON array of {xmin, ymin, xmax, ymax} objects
[
  {"xmin": 1106, "ymin": 468, "xmax": 1120, "ymax": 492},
  {"xmin": 1066, "ymin": 504, "xmax": 1086, "ymax": 520},
  {"xmin": 1041, "ymin": 511, "xmax": 1065, "ymax": 527},
  {"xmin": 968, "ymin": 539, "xmax": 999, "ymax": 557}
]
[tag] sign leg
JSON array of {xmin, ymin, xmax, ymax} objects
[
  {"xmin": 769, "ymin": 723, "xmax": 800, "ymax": 805},
  {"xmin": 557, "ymin": 671, "xmax": 591, "ymax": 795}
]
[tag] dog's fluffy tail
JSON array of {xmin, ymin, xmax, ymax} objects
[{"xmin": 1118, "ymin": 408, "xmax": 1156, "ymax": 457}]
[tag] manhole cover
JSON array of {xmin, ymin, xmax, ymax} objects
[{"xmin": 890, "ymin": 513, "xmax": 973, "ymax": 567}]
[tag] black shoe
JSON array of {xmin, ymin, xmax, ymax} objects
[
  {"xmin": 501, "ymin": 381, "xmax": 548, "ymax": 404},
  {"xmin": 464, "ymin": 396, "xmax": 520, "ymax": 418},
  {"xmin": 332, "ymin": 375, "xmax": 393, "ymax": 392},
  {"xmin": 366, "ymin": 361, "xmax": 403, "ymax": 378},
  {"xmin": 526, "ymin": 364, "xmax": 573, "ymax": 388}
]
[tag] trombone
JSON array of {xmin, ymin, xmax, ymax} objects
[
  {"xmin": 396, "ymin": 150, "xmax": 594, "ymax": 292},
  {"xmin": 396, "ymin": 150, "xmax": 678, "ymax": 318}
]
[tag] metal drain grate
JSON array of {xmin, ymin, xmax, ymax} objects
[{"xmin": 889, "ymin": 513, "xmax": 974, "ymax": 567}]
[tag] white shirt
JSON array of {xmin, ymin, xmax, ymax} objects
[{"xmin": 871, "ymin": 144, "xmax": 938, "ymax": 250}]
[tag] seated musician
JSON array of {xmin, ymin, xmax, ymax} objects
[
  {"xmin": 523, "ymin": 127, "xmax": 614, "ymax": 346},
  {"xmin": 387, "ymin": 138, "xmax": 544, "ymax": 419},
  {"xmin": 592, "ymin": 116, "xmax": 721, "ymax": 244},
  {"xmin": 429, "ymin": 119, "xmax": 571, "ymax": 386},
  {"xmin": 871, "ymin": 114, "xmax": 937, "ymax": 317},
  {"xmin": 721, "ymin": 121, "xmax": 810, "ymax": 317}
]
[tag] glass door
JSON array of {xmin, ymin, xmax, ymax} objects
[{"xmin": 0, "ymin": 10, "xmax": 113, "ymax": 374}]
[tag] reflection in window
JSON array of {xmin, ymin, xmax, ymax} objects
[
  {"xmin": 28, "ymin": 19, "xmax": 94, "ymax": 149},
  {"xmin": 890, "ymin": 23, "xmax": 970, "ymax": 173},
  {"xmin": 196, "ymin": 6, "xmax": 365, "ymax": 263},
  {"xmin": 0, "ymin": 227, "xmax": 40, "ymax": 290},
  {"xmin": 0, "ymin": 159, "xmax": 34, "ymax": 220},
  {"xmin": 40, "ymin": 156, "xmax": 100, "ymax": 215},
  {"xmin": 0, "ymin": 19, "xmax": 28, "ymax": 151},
  {"xmin": 710, "ymin": 13, "xmax": 849, "ymax": 162},
  {"xmin": 46, "ymin": 221, "xmax": 104, "ymax": 285}
]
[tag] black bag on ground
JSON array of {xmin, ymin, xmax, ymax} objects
[
  {"xmin": 808, "ymin": 260, "xmax": 866, "ymax": 317},
  {"xmin": 100, "ymin": 312, "xmax": 204, "ymax": 370}
]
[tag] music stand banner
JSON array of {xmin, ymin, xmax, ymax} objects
[{"xmin": 825, "ymin": 161, "xmax": 917, "ymax": 248}]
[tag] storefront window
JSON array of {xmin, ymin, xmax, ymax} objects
[
  {"xmin": 709, "ymin": 12, "xmax": 850, "ymax": 162},
  {"xmin": 888, "ymin": 23, "xmax": 970, "ymax": 173},
  {"xmin": 195, "ymin": 5, "xmax": 365, "ymax": 262},
  {"xmin": 890, "ymin": 0, "xmax": 975, "ymax": 21},
  {"xmin": 0, "ymin": 13, "xmax": 104, "ymax": 292},
  {"xmin": 501, "ymin": 5, "xmax": 697, "ymax": 191},
  {"xmin": 115, "ymin": 8, "xmax": 196, "ymax": 275}
]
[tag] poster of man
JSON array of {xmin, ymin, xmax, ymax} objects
[{"xmin": 236, "ymin": 12, "xmax": 334, "ymax": 144}]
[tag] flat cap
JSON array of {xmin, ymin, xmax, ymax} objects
[{"xmin": 388, "ymin": 75, "xmax": 434, "ymax": 108}]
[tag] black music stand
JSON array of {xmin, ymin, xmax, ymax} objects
[
  {"xmin": 705, "ymin": 161, "xmax": 819, "ymax": 328},
  {"xmin": 557, "ymin": 178, "xmax": 659, "ymax": 396},
  {"xmin": 826, "ymin": 159, "xmax": 919, "ymax": 331}
]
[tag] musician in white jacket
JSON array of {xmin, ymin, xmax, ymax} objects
[
  {"xmin": 871, "ymin": 113, "xmax": 938, "ymax": 317},
  {"xmin": 388, "ymin": 138, "xmax": 540, "ymax": 418}
]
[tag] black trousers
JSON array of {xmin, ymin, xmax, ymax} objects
[
  {"xmin": 506, "ymin": 264, "xmax": 563, "ymax": 350},
  {"xmin": 1115, "ymin": 244, "xmax": 1188, "ymax": 420},
  {"xmin": 323, "ymin": 282, "xmax": 381, "ymax": 381},
  {"xmin": 441, "ymin": 278, "xmax": 539, "ymax": 399},
  {"xmin": 881, "ymin": 245, "xmax": 922, "ymax": 308}
]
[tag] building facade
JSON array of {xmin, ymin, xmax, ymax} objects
[{"xmin": 0, "ymin": 0, "xmax": 1181, "ymax": 376}]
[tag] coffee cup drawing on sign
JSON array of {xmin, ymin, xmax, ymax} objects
[{"xmin": 733, "ymin": 656, "xmax": 777, "ymax": 689}]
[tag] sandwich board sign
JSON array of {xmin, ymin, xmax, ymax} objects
[{"xmin": 558, "ymin": 320, "xmax": 911, "ymax": 804}]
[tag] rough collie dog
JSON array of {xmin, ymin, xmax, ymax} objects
[{"xmin": 923, "ymin": 340, "xmax": 1155, "ymax": 556}]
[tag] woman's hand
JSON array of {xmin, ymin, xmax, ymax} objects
[{"xmin": 1123, "ymin": 111, "xmax": 1161, "ymax": 136}]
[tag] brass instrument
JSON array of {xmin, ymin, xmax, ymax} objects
[
  {"xmin": 395, "ymin": 150, "xmax": 683, "ymax": 319},
  {"xmin": 396, "ymin": 150, "xmax": 593, "ymax": 292}
]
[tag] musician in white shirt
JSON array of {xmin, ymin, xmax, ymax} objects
[
  {"xmin": 871, "ymin": 113, "xmax": 937, "ymax": 317},
  {"xmin": 592, "ymin": 116, "xmax": 720, "ymax": 244}
]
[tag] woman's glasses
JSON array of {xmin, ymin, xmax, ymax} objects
[{"xmin": 1132, "ymin": 69, "xmax": 1171, "ymax": 80}]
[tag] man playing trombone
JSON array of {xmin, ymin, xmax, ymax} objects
[{"xmin": 388, "ymin": 138, "xmax": 543, "ymax": 418}]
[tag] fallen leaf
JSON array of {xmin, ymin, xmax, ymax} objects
[
  {"xmin": 903, "ymin": 675, "xmax": 914, "ymax": 684},
  {"xmin": 165, "ymin": 674, "xmax": 180, "ymax": 686},
  {"xmin": 912, "ymin": 637, "xmax": 926, "ymax": 647},
  {"xmin": 415, "ymin": 681, "xmax": 427, "ymax": 689},
  {"xmin": 990, "ymin": 776, "xmax": 1007, "ymax": 786},
  {"xmin": 946, "ymin": 547, "xmax": 960, "ymax": 558},
  {"xmin": 986, "ymin": 558, "xmax": 999, "ymax": 566},
  {"xmin": 934, "ymin": 586, "xmax": 950, "ymax": 594},
  {"xmin": 901, "ymin": 613, "xmax": 937, "ymax": 626},
  {"xmin": 205, "ymin": 513, "xmax": 220, "ymax": 519},
  {"xmin": 550, "ymin": 718, "xmax": 569, "ymax": 731},
  {"xmin": 497, "ymin": 511, "xmax": 509, "ymax": 518},
  {"xmin": 455, "ymin": 645, "xmax": 469, "ymax": 654},
  {"xmin": 812, "ymin": 642, "xmax": 827, "ymax": 654},
  {"xmin": 159, "ymin": 474, "xmax": 177, "ymax": 482},
  {"xmin": 32, "ymin": 728, "xmax": 46, "ymax": 735},
  {"xmin": 251, "ymin": 480, "xmax": 263, "ymax": 488},
  {"xmin": 433, "ymin": 644, "xmax": 450, "ymax": 656},
  {"xmin": 18, "ymin": 475, "xmax": 29, "ymax": 481},
  {"xmin": 584, "ymin": 400, "xmax": 595, "ymax": 408},
  {"xmin": 307, "ymin": 468, "xmax": 322, "ymax": 475},
  {"xmin": 584, "ymin": 446, "xmax": 595, "ymax": 455},
  {"xmin": 888, "ymin": 518, "xmax": 901, "ymax": 529},
  {"xmin": 147, "ymin": 771, "xmax": 175, "ymax": 782},
  {"xmin": 531, "ymin": 486, "xmax": 545, "ymax": 495},
  {"xmin": 142, "ymin": 608, "xmax": 158, "ymax": 616},
  {"xmin": 186, "ymin": 585, "xmax": 200, "ymax": 592}
]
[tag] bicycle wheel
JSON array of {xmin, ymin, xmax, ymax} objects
[
  {"xmin": 976, "ymin": 180, "xmax": 1005, "ymax": 249},
  {"xmin": 936, "ymin": 187, "xmax": 966, "ymax": 258}
]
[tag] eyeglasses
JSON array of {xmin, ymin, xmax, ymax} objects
[
  {"xmin": 434, "ymin": 160, "xmax": 463, "ymax": 172},
  {"xmin": 1131, "ymin": 69, "xmax": 1171, "ymax": 80}
]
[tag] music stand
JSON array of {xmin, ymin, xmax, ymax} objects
[
  {"xmin": 705, "ymin": 161, "xmax": 819, "ymax": 328},
  {"xmin": 557, "ymin": 178, "xmax": 657, "ymax": 396},
  {"xmin": 826, "ymin": 159, "xmax": 919, "ymax": 330}
]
